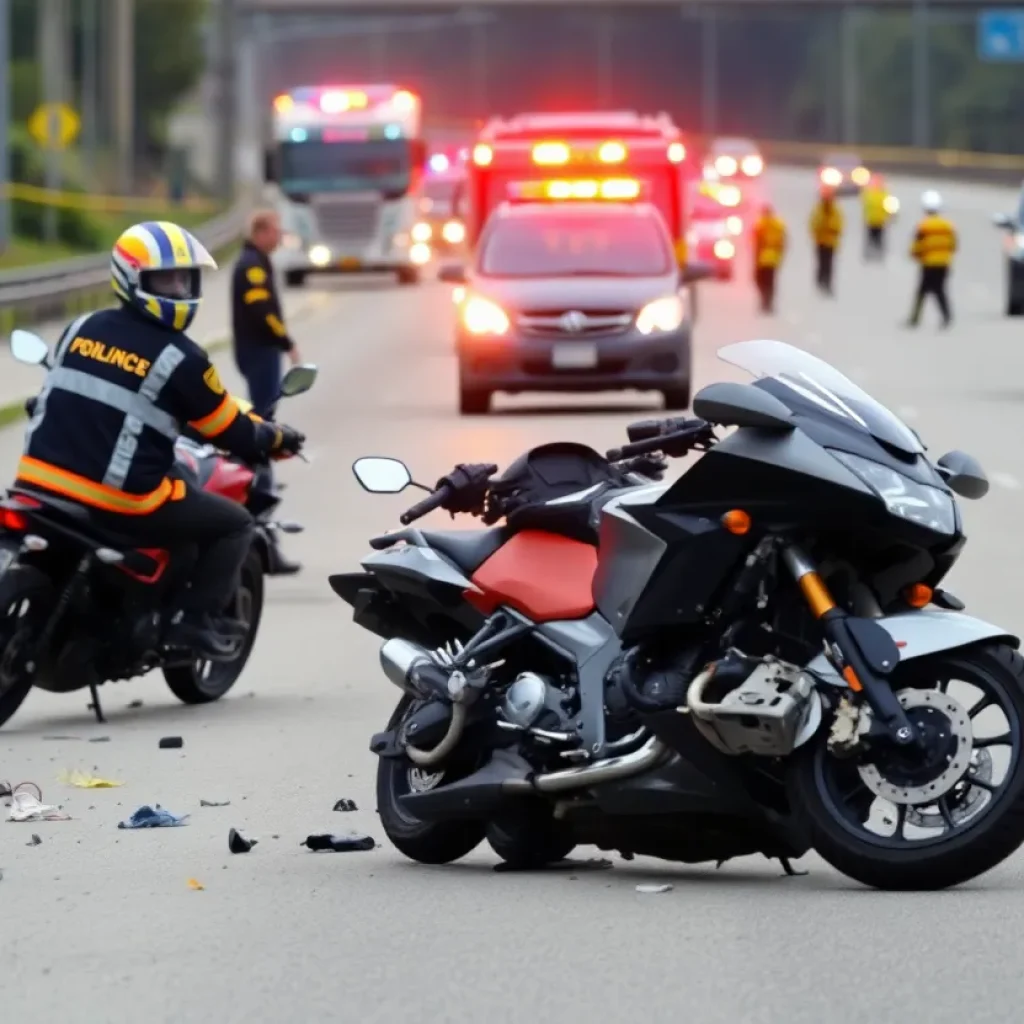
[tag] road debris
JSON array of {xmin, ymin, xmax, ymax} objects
[
  {"xmin": 60, "ymin": 770, "xmax": 122, "ymax": 789},
  {"xmin": 158, "ymin": 737, "xmax": 183, "ymax": 749},
  {"xmin": 27, "ymin": 834, "xmax": 41, "ymax": 846},
  {"xmin": 0, "ymin": 780, "xmax": 43, "ymax": 802},
  {"xmin": 127, "ymin": 700, "xmax": 143, "ymax": 709},
  {"xmin": 200, "ymin": 799, "xmax": 230, "ymax": 807},
  {"xmin": 302, "ymin": 832, "xmax": 376, "ymax": 852},
  {"xmin": 43, "ymin": 735, "xmax": 81, "ymax": 741},
  {"xmin": 7, "ymin": 791, "xmax": 70, "ymax": 822},
  {"xmin": 187, "ymin": 878, "xmax": 205, "ymax": 891},
  {"xmin": 332, "ymin": 798, "xmax": 357, "ymax": 812},
  {"xmin": 229, "ymin": 828, "xmax": 257, "ymax": 853},
  {"xmin": 635, "ymin": 884, "xmax": 673, "ymax": 894},
  {"xmin": 89, "ymin": 737, "xmax": 111, "ymax": 743},
  {"xmin": 118, "ymin": 805, "xmax": 189, "ymax": 829}
]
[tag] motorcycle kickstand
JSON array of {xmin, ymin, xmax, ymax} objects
[
  {"xmin": 87, "ymin": 682, "xmax": 105, "ymax": 724},
  {"xmin": 779, "ymin": 857, "xmax": 808, "ymax": 877}
]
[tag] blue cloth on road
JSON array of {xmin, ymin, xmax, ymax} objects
[{"xmin": 118, "ymin": 804, "xmax": 189, "ymax": 829}]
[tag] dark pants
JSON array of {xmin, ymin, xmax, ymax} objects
[
  {"xmin": 235, "ymin": 344, "xmax": 282, "ymax": 420},
  {"xmin": 909, "ymin": 266, "xmax": 951, "ymax": 326},
  {"xmin": 865, "ymin": 225, "xmax": 885, "ymax": 259},
  {"xmin": 754, "ymin": 265, "xmax": 777, "ymax": 312},
  {"xmin": 815, "ymin": 245, "xmax": 835, "ymax": 293},
  {"xmin": 95, "ymin": 479, "xmax": 254, "ymax": 614}
]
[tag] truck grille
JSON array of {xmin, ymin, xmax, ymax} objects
[
  {"xmin": 517, "ymin": 309, "xmax": 634, "ymax": 338},
  {"xmin": 311, "ymin": 195, "xmax": 380, "ymax": 244}
]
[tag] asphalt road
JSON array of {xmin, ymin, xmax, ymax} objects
[{"xmin": 2, "ymin": 168, "xmax": 1024, "ymax": 1024}]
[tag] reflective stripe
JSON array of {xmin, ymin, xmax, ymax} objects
[
  {"xmin": 16, "ymin": 456, "xmax": 172, "ymax": 514},
  {"xmin": 266, "ymin": 314, "xmax": 286, "ymax": 337},
  {"xmin": 189, "ymin": 394, "xmax": 239, "ymax": 437},
  {"xmin": 23, "ymin": 312, "xmax": 93, "ymax": 450},
  {"xmin": 47, "ymin": 366, "xmax": 180, "ymax": 440},
  {"xmin": 102, "ymin": 346, "xmax": 185, "ymax": 489},
  {"xmin": 243, "ymin": 288, "xmax": 270, "ymax": 303}
]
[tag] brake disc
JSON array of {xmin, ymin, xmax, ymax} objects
[
  {"xmin": 858, "ymin": 688, "xmax": 973, "ymax": 805},
  {"xmin": 905, "ymin": 748, "xmax": 993, "ymax": 828}
]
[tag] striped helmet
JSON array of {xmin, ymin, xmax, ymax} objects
[{"xmin": 111, "ymin": 221, "xmax": 217, "ymax": 331}]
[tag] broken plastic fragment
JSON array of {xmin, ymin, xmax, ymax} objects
[
  {"xmin": 635, "ymin": 883, "xmax": 673, "ymax": 894},
  {"xmin": 200, "ymin": 799, "xmax": 230, "ymax": 808},
  {"xmin": 302, "ymin": 832, "xmax": 376, "ymax": 852},
  {"xmin": 187, "ymin": 878, "xmax": 205, "ymax": 891},
  {"xmin": 158, "ymin": 737, "xmax": 183, "ymax": 749},
  {"xmin": 228, "ymin": 828, "xmax": 257, "ymax": 853},
  {"xmin": 118, "ymin": 805, "xmax": 189, "ymax": 829},
  {"xmin": 7, "ymin": 792, "xmax": 70, "ymax": 822},
  {"xmin": 60, "ymin": 770, "xmax": 123, "ymax": 789},
  {"xmin": 332, "ymin": 798, "xmax": 357, "ymax": 812},
  {"xmin": 27, "ymin": 833, "xmax": 41, "ymax": 846}
]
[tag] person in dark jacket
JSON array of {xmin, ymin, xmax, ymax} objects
[
  {"xmin": 230, "ymin": 209, "xmax": 303, "ymax": 574},
  {"xmin": 231, "ymin": 210, "xmax": 301, "ymax": 418},
  {"xmin": 16, "ymin": 220, "xmax": 305, "ymax": 659}
]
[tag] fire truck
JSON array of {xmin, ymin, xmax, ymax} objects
[{"xmin": 462, "ymin": 111, "xmax": 695, "ymax": 265}]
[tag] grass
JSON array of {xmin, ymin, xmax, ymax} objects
[{"xmin": 0, "ymin": 237, "xmax": 80, "ymax": 269}]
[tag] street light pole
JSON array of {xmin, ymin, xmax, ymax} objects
[{"xmin": 112, "ymin": 0, "xmax": 135, "ymax": 195}]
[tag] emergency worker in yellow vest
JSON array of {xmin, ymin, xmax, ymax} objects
[
  {"xmin": 752, "ymin": 204, "xmax": 787, "ymax": 313},
  {"xmin": 15, "ymin": 221, "xmax": 305, "ymax": 659},
  {"xmin": 810, "ymin": 186, "xmax": 843, "ymax": 295},
  {"xmin": 861, "ymin": 174, "xmax": 891, "ymax": 260},
  {"xmin": 907, "ymin": 190, "xmax": 956, "ymax": 328}
]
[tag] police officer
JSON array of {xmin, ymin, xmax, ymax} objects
[
  {"xmin": 810, "ymin": 186, "xmax": 843, "ymax": 295},
  {"xmin": 861, "ymin": 174, "xmax": 891, "ymax": 260},
  {"xmin": 752, "ymin": 203, "xmax": 787, "ymax": 313},
  {"xmin": 231, "ymin": 209, "xmax": 301, "ymax": 419},
  {"xmin": 16, "ymin": 221, "xmax": 305, "ymax": 659},
  {"xmin": 907, "ymin": 190, "xmax": 956, "ymax": 328}
]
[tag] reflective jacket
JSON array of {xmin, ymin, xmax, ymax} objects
[
  {"xmin": 753, "ymin": 214, "xmax": 787, "ymax": 268},
  {"xmin": 810, "ymin": 202, "xmax": 843, "ymax": 248},
  {"xmin": 862, "ymin": 187, "xmax": 890, "ymax": 228},
  {"xmin": 231, "ymin": 242, "xmax": 294, "ymax": 355},
  {"xmin": 17, "ymin": 304, "xmax": 280, "ymax": 515},
  {"xmin": 911, "ymin": 215, "xmax": 957, "ymax": 268}
]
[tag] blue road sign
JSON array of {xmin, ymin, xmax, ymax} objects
[{"xmin": 979, "ymin": 9, "xmax": 1024, "ymax": 61}]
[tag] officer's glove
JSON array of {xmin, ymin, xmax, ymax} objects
[
  {"xmin": 271, "ymin": 424, "xmax": 306, "ymax": 459},
  {"xmin": 436, "ymin": 462, "xmax": 498, "ymax": 517}
]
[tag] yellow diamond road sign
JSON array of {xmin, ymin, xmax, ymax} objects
[{"xmin": 28, "ymin": 103, "xmax": 81, "ymax": 150}]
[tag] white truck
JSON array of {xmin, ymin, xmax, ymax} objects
[{"xmin": 264, "ymin": 84, "xmax": 430, "ymax": 287}]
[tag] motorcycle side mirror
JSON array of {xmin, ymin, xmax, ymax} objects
[
  {"xmin": 352, "ymin": 457, "xmax": 412, "ymax": 494},
  {"xmin": 10, "ymin": 329, "xmax": 51, "ymax": 368},
  {"xmin": 936, "ymin": 450, "xmax": 989, "ymax": 500},
  {"xmin": 438, "ymin": 263, "xmax": 467, "ymax": 284},
  {"xmin": 278, "ymin": 363, "xmax": 318, "ymax": 398}
]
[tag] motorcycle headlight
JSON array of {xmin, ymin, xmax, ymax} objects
[
  {"xmin": 636, "ymin": 295, "xmax": 686, "ymax": 335},
  {"xmin": 831, "ymin": 451, "xmax": 956, "ymax": 535}
]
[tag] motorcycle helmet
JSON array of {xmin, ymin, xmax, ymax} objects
[{"xmin": 921, "ymin": 190, "xmax": 942, "ymax": 214}]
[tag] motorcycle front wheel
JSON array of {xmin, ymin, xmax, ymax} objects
[{"xmin": 791, "ymin": 642, "xmax": 1024, "ymax": 890}]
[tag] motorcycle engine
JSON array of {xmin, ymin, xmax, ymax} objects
[
  {"xmin": 501, "ymin": 672, "xmax": 574, "ymax": 732},
  {"xmin": 605, "ymin": 647, "xmax": 701, "ymax": 718}
]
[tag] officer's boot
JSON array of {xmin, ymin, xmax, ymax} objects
[
  {"xmin": 267, "ymin": 533, "xmax": 302, "ymax": 576},
  {"xmin": 164, "ymin": 610, "xmax": 247, "ymax": 662}
]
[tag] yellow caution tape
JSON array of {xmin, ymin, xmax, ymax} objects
[{"xmin": 1, "ymin": 181, "xmax": 220, "ymax": 214}]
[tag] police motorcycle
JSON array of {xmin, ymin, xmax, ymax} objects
[
  {"xmin": 0, "ymin": 329, "xmax": 317, "ymax": 728},
  {"xmin": 333, "ymin": 338, "xmax": 1024, "ymax": 891}
]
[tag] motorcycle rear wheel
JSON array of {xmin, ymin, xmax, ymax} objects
[
  {"xmin": 163, "ymin": 549, "xmax": 264, "ymax": 704},
  {"xmin": 791, "ymin": 642, "xmax": 1024, "ymax": 890},
  {"xmin": 0, "ymin": 567, "xmax": 54, "ymax": 729},
  {"xmin": 376, "ymin": 697, "xmax": 485, "ymax": 864}
]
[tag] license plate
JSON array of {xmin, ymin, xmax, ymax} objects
[
  {"xmin": 552, "ymin": 343, "xmax": 598, "ymax": 369},
  {"xmin": 339, "ymin": 257, "xmax": 360, "ymax": 269}
]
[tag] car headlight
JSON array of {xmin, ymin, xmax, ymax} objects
[
  {"xmin": 442, "ymin": 220, "xmax": 466, "ymax": 244},
  {"xmin": 741, "ymin": 155, "xmax": 763, "ymax": 176},
  {"xmin": 462, "ymin": 295, "xmax": 509, "ymax": 336},
  {"xmin": 412, "ymin": 222, "xmax": 432, "ymax": 243},
  {"xmin": 715, "ymin": 155, "xmax": 738, "ymax": 176},
  {"xmin": 636, "ymin": 295, "xmax": 686, "ymax": 335},
  {"xmin": 831, "ymin": 451, "xmax": 956, "ymax": 535},
  {"xmin": 308, "ymin": 244, "xmax": 331, "ymax": 267},
  {"xmin": 713, "ymin": 238, "xmax": 735, "ymax": 259}
]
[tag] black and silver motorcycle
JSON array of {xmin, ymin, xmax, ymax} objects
[{"xmin": 333, "ymin": 339, "xmax": 1024, "ymax": 890}]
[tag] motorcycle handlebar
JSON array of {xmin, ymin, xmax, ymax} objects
[
  {"xmin": 625, "ymin": 416, "xmax": 694, "ymax": 443},
  {"xmin": 400, "ymin": 484, "xmax": 453, "ymax": 525},
  {"xmin": 607, "ymin": 420, "xmax": 714, "ymax": 462}
]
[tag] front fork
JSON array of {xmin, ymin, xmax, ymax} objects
[{"xmin": 781, "ymin": 544, "xmax": 919, "ymax": 748}]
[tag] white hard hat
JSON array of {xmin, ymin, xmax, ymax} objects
[{"xmin": 921, "ymin": 190, "xmax": 942, "ymax": 213}]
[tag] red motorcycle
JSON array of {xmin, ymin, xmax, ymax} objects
[{"xmin": 0, "ymin": 329, "xmax": 316, "ymax": 728}]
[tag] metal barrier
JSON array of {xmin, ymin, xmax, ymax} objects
[{"xmin": 0, "ymin": 193, "xmax": 252, "ymax": 324}]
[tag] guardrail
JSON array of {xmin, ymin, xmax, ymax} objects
[{"xmin": 0, "ymin": 192, "xmax": 252, "ymax": 326}]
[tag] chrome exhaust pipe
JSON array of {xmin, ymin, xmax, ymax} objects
[
  {"xmin": 379, "ymin": 637, "xmax": 435, "ymax": 696},
  {"xmin": 502, "ymin": 735, "xmax": 670, "ymax": 795}
]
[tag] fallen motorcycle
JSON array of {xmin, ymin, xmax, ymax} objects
[
  {"xmin": 0, "ymin": 328, "xmax": 316, "ymax": 727},
  {"xmin": 333, "ymin": 338, "xmax": 1024, "ymax": 891}
]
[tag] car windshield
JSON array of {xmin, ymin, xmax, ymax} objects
[
  {"xmin": 824, "ymin": 153, "xmax": 860, "ymax": 169},
  {"xmin": 713, "ymin": 138, "xmax": 757, "ymax": 155},
  {"xmin": 479, "ymin": 212, "xmax": 673, "ymax": 278},
  {"xmin": 717, "ymin": 339, "xmax": 923, "ymax": 454}
]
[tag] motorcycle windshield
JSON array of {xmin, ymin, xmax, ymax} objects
[{"xmin": 717, "ymin": 339, "xmax": 923, "ymax": 455}]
